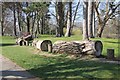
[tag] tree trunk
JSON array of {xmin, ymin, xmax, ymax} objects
[
  {"xmin": 26, "ymin": 15, "xmax": 30, "ymax": 33},
  {"xmin": 92, "ymin": 10, "xmax": 95, "ymax": 37},
  {"xmin": 37, "ymin": 19, "xmax": 40, "ymax": 34},
  {"xmin": 26, "ymin": 2, "xmax": 30, "ymax": 33},
  {"xmin": 96, "ymin": 23, "xmax": 106, "ymax": 37},
  {"xmin": 1, "ymin": 16, "xmax": 4, "ymax": 36},
  {"xmin": 65, "ymin": 2, "xmax": 72, "ymax": 37},
  {"xmin": 31, "ymin": 12, "xmax": 36, "ymax": 35},
  {"xmin": 17, "ymin": 7, "xmax": 21, "ymax": 32},
  {"xmin": 83, "ymin": 0, "xmax": 89, "ymax": 40},
  {"xmin": 88, "ymin": 1, "xmax": 94, "ymax": 38},
  {"xmin": 41, "ymin": 16, "xmax": 44, "ymax": 34},
  {"xmin": 13, "ymin": 3, "xmax": 17, "ymax": 36},
  {"xmin": 1, "ymin": 4, "xmax": 4, "ymax": 36},
  {"xmin": 56, "ymin": 2, "xmax": 64, "ymax": 37}
]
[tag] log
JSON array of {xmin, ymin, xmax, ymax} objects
[
  {"xmin": 36, "ymin": 40, "xmax": 52, "ymax": 52},
  {"xmin": 53, "ymin": 40, "xmax": 103, "ymax": 57},
  {"xmin": 32, "ymin": 40, "xmax": 38, "ymax": 47},
  {"xmin": 73, "ymin": 40, "xmax": 103, "ymax": 57},
  {"xmin": 16, "ymin": 38, "xmax": 23, "ymax": 46},
  {"xmin": 107, "ymin": 49, "xmax": 114, "ymax": 59},
  {"xmin": 53, "ymin": 41, "xmax": 82, "ymax": 55},
  {"xmin": 23, "ymin": 34, "xmax": 33, "ymax": 41}
]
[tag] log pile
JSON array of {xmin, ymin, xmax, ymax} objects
[
  {"xmin": 53, "ymin": 40, "xmax": 103, "ymax": 57},
  {"xmin": 53, "ymin": 41, "xmax": 83, "ymax": 55},
  {"xmin": 16, "ymin": 33, "xmax": 33, "ymax": 46}
]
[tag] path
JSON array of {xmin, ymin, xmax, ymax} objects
[{"xmin": 0, "ymin": 54, "xmax": 40, "ymax": 80}]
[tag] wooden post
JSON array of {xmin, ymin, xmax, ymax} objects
[{"xmin": 107, "ymin": 49, "xmax": 114, "ymax": 59}]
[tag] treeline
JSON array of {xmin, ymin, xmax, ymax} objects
[{"xmin": 1, "ymin": 1, "xmax": 120, "ymax": 39}]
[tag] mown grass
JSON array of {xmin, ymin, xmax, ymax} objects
[{"xmin": 0, "ymin": 35, "xmax": 120, "ymax": 79}]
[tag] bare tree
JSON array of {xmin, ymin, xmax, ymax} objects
[
  {"xmin": 83, "ymin": 0, "xmax": 89, "ymax": 40},
  {"xmin": 94, "ymin": 0, "xmax": 120, "ymax": 37},
  {"xmin": 88, "ymin": 0, "xmax": 94, "ymax": 38},
  {"xmin": 13, "ymin": 3, "xmax": 17, "ymax": 36},
  {"xmin": 55, "ymin": 2, "xmax": 64, "ymax": 37},
  {"xmin": 65, "ymin": 2, "xmax": 72, "ymax": 37}
]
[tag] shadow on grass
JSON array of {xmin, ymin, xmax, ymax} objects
[
  {"xmin": 1, "ymin": 70, "xmax": 36, "ymax": 79},
  {"xmin": 28, "ymin": 59, "xmax": 119, "ymax": 79},
  {"xmin": 104, "ymin": 41, "xmax": 120, "ymax": 44},
  {"xmin": 0, "ymin": 43, "xmax": 16, "ymax": 47}
]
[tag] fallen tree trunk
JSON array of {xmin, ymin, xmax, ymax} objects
[
  {"xmin": 53, "ymin": 41, "xmax": 82, "ymax": 55},
  {"xmin": 32, "ymin": 40, "xmax": 38, "ymax": 47},
  {"xmin": 73, "ymin": 40, "xmax": 103, "ymax": 57},
  {"xmin": 36, "ymin": 40, "xmax": 52, "ymax": 52},
  {"xmin": 53, "ymin": 40, "xmax": 103, "ymax": 57}
]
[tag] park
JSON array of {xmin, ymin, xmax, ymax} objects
[{"xmin": 0, "ymin": 0, "xmax": 120, "ymax": 79}]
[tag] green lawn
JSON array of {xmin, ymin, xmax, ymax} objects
[{"xmin": 0, "ymin": 35, "xmax": 120, "ymax": 79}]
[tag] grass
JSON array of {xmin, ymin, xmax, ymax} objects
[{"xmin": 1, "ymin": 35, "xmax": 120, "ymax": 79}]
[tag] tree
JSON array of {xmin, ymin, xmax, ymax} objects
[
  {"xmin": 65, "ymin": 2, "xmax": 72, "ymax": 37},
  {"xmin": 83, "ymin": 0, "xmax": 89, "ymax": 40},
  {"xmin": 1, "ymin": 2, "xmax": 4, "ymax": 36},
  {"xmin": 55, "ymin": 2, "xmax": 64, "ymax": 37},
  {"xmin": 88, "ymin": 0, "xmax": 94, "ymax": 38},
  {"xmin": 13, "ymin": 3, "xmax": 17, "ymax": 36},
  {"xmin": 94, "ymin": 0, "xmax": 120, "ymax": 37},
  {"xmin": 16, "ymin": 2, "xmax": 22, "ymax": 32}
]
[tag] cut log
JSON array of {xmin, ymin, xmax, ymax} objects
[
  {"xmin": 73, "ymin": 40, "xmax": 103, "ymax": 57},
  {"xmin": 16, "ymin": 38, "xmax": 23, "ymax": 46},
  {"xmin": 53, "ymin": 41, "xmax": 82, "ymax": 55},
  {"xmin": 32, "ymin": 40, "xmax": 38, "ymax": 47},
  {"xmin": 36, "ymin": 40, "xmax": 52, "ymax": 52},
  {"xmin": 107, "ymin": 49, "xmax": 114, "ymax": 59},
  {"xmin": 53, "ymin": 40, "xmax": 103, "ymax": 57},
  {"xmin": 23, "ymin": 34, "xmax": 33, "ymax": 41}
]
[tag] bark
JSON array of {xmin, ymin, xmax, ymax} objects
[
  {"xmin": 53, "ymin": 40, "xmax": 103, "ymax": 57},
  {"xmin": 83, "ymin": 0, "xmax": 89, "ymax": 40},
  {"xmin": 96, "ymin": 23, "xmax": 106, "ymax": 37},
  {"xmin": 36, "ymin": 40, "xmax": 52, "ymax": 52},
  {"xmin": 26, "ymin": 15, "xmax": 30, "ymax": 33},
  {"xmin": 92, "ymin": 10, "xmax": 95, "ymax": 37},
  {"xmin": 88, "ymin": 1, "xmax": 94, "ymax": 38},
  {"xmin": 1, "ymin": 4, "xmax": 4, "ymax": 36},
  {"xmin": 1, "ymin": 20, "xmax": 4, "ymax": 36},
  {"xmin": 37, "ymin": 19, "xmax": 40, "ymax": 34},
  {"xmin": 56, "ymin": 2, "xmax": 64, "ymax": 37},
  {"xmin": 65, "ymin": 2, "xmax": 72, "ymax": 37},
  {"xmin": 31, "ymin": 12, "xmax": 36, "ymax": 35},
  {"xmin": 1, "ymin": 12, "xmax": 4, "ymax": 36},
  {"xmin": 41, "ymin": 16, "xmax": 44, "ymax": 34},
  {"xmin": 13, "ymin": 3, "xmax": 17, "ymax": 36},
  {"xmin": 17, "ymin": 7, "xmax": 21, "ymax": 32},
  {"xmin": 26, "ymin": 2, "xmax": 30, "ymax": 33}
]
